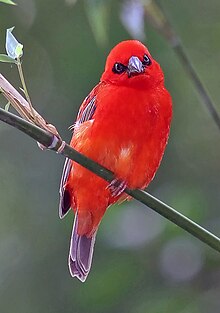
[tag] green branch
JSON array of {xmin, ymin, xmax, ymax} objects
[{"xmin": 0, "ymin": 107, "xmax": 220, "ymax": 253}]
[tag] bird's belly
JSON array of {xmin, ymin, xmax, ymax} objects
[{"xmin": 89, "ymin": 110, "xmax": 168, "ymax": 189}]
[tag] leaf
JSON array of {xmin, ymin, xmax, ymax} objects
[
  {"xmin": 0, "ymin": 0, "xmax": 16, "ymax": 5},
  {"xmin": 0, "ymin": 54, "xmax": 17, "ymax": 63},
  {"xmin": 15, "ymin": 43, "xmax": 23, "ymax": 57},
  {"xmin": 4, "ymin": 102, "xmax": 11, "ymax": 112},
  {"xmin": 6, "ymin": 27, "xmax": 23, "ymax": 59},
  {"xmin": 85, "ymin": 0, "xmax": 110, "ymax": 47}
]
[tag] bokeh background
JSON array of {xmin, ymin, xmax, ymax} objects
[{"xmin": 0, "ymin": 0, "xmax": 220, "ymax": 312}]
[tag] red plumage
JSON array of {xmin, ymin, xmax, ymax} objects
[{"xmin": 59, "ymin": 40, "xmax": 172, "ymax": 281}]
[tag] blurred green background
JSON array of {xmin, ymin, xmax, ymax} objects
[{"xmin": 0, "ymin": 0, "xmax": 220, "ymax": 312}]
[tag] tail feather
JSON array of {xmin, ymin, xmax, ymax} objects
[{"xmin": 68, "ymin": 213, "xmax": 97, "ymax": 282}]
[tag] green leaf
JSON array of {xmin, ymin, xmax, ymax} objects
[
  {"xmin": 6, "ymin": 27, "xmax": 23, "ymax": 59},
  {"xmin": 0, "ymin": 0, "xmax": 16, "ymax": 5},
  {"xmin": 85, "ymin": 0, "xmax": 110, "ymax": 47},
  {"xmin": 4, "ymin": 102, "xmax": 11, "ymax": 112},
  {"xmin": 0, "ymin": 54, "xmax": 17, "ymax": 63},
  {"xmin": 15, "ymin": 43, "xmax": 23, "ymax": 57}
]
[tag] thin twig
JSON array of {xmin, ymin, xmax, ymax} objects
[
  {"xmin": 0, "ymin": 107, "xmax": 219, "ymax": 253},
  {"xmin": 144, "ymin": 1, "xmax": 220, "ymax": 131},
  {"xmin": 173, "ymin": 44, "xmax": 220, "ymax": 130},
  {"xmin": 16, "ymin": 57, "xmax": 36, "ymax": 122}
]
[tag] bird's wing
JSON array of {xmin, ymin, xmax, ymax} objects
[
  {"xmin": 59, "ymin": 83, "xmax": 101, "ymax": 219},
  {"xmin": 75, "ymin": 86, "xmax": 98, "ymax": 125},
  {"xmin": 59, "ymin": 157, "xmax": 72, "ymax": 218}
]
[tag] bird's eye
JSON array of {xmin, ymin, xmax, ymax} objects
[
  {"xmin": 142, "ymin": 54, "xmax": 151, "ymax": 66},
  {"xmin": 112, "ymin": 63, "xmax": 127, "ymax": 74}
]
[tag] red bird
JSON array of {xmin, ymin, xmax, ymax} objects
[{"xmin": 59, "ymin": 40, "xmax": 172, "ymax": 282}]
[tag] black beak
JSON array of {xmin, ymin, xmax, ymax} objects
[{"xmin": 127, "ymin": 56, "xmax": 144, "ymax": 76}]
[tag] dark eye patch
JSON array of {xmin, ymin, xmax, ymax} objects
[
  {"xmin": 112, "ymin": 63, "xmax": 127, "ymax": 74},
  {"xmin": 142, "ymin": 54, "xmax": 151, "ymax": 66}
]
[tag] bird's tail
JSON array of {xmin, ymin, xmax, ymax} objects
[{"xmin": 68, "ymin": 213, "xmax": 97, "ymax": 282}]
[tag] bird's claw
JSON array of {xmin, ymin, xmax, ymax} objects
[{"xmin": 107, "ymin": 179, "xmax": 127, "ymax": 197}]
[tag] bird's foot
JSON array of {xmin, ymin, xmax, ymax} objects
[{"xmin": 107, "ymin": 178, "xmax": 127, "ymax": 197}]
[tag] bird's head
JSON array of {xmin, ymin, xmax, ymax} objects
[{"xmin": 101, "ymin": 40, "xmax": 164, "ymax": 89}]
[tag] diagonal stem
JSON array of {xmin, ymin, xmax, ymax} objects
[
  {"xmin": 144, "ymin": 1, "xmax": 220, "ymax": 131},
  {"xmin": 173, "ymin": 44, "xmax": 220, "ymax": 130}
]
